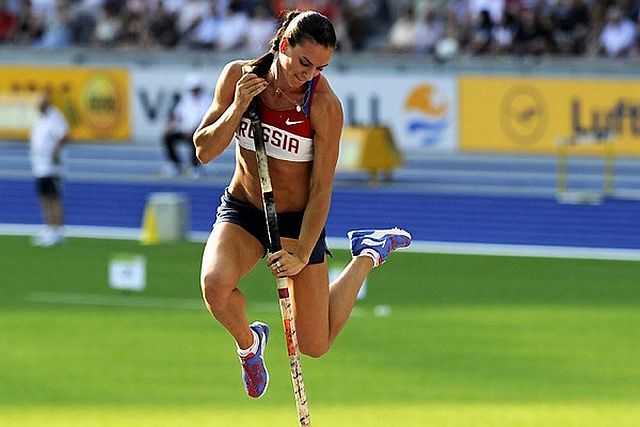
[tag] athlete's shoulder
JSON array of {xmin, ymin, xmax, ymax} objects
[
  {"xmin": 214, "ymin": 60, "xmax": 250, "ymax": 100},
  {"xmin": 314, "ymin": 74, "xmax": 338, "ymax": 101},
  {"xmin": 312, "ymin": 75, "xmax": 342, "ymax": 119},
  {"xmin": 220, "ymin": 60, "xmax": 249, "ymax": 82}
]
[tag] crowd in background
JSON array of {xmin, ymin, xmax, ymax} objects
[{"xmin": 0, "ymin": 0, "xmax": 639, "ymax": 59}]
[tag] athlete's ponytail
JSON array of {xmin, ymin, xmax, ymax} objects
[{"xmin": 244, "ymin": 10, "xmax": 336, "ymax": 78}]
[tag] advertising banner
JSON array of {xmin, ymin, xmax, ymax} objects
[
  {"xmin": 326, "ymin": 72, "xmax": 457, "ymax": 152},
  {"xmin": 0, "ymin": 93, "xmax": 39, "ymax": 138},
  {"xmin": 130, "ymin": 68, "xmax": 457, "ymax": 152},
  {"xmin": 131, "ymin": 68, "xmax": 219, "ymax": 144},
  {"xmin": 0, "ymin": 66, "xmax": 130, "ymax": 141},
  {"xmin": 460, "ymin": 76, "xmax": 640, "ymax": 155}
]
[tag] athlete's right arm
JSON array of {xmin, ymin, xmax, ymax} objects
[{"xmin": 193, "ymin": 61, "xmax": 267, "ymax": 164}]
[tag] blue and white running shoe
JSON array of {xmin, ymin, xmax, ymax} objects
[
  {"xmin": 239, "ymin": 321, "xmax": 270, "ymax": 398},
  {"xmin": 347, "ymin": 227, "xmax": 412, "ymax": 267}
]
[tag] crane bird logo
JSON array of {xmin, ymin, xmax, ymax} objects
[
  {"xmin": 500, "ymin": 85, "xmax": 548, "ymax": 145},
  {"xmin": 404, "ymin": 85, "xmax": 449, "ymax": 147}
]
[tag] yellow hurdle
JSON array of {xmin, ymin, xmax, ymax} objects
[{"xmin": 555, "ymin": 132, "xmax": 617, "ymax": 203}]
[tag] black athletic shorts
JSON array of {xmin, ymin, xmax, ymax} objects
[
  {"xmin": 35, "ymin": 176, "xmax": 62, "ymax": 198},
  {"xmin": 214, "ymin": 188, "xmax": 331, "ymax": 264}
]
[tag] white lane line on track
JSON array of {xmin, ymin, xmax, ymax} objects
[
  {"xmin": 3, "ymin": 224, "xmax": 640, "ymax": 261},
  {"xmin": 26, "ymin": 292, "xmax": 275, "ymax": 313},
  {"xmin": 25, "ymin": 291, "xmax": 365, "ymax": 316}
]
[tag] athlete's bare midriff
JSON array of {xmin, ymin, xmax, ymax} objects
[{"xmin": 229, "ymin": 146, "xmax": 313, "ymax": 213}]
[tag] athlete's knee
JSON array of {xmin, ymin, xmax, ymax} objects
[
  {"xmin": 298, "ymin": 337, "xmax": 330, "ymax": 358},
  {"xmin": 201, "ymin": 271, "xmax": 235, "ymax": 313}
]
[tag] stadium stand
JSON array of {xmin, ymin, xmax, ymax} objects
[{"xmin": 1, "ymin": 0, "xmax": 639, "ymax": 59}]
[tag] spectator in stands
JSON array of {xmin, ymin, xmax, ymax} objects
[
  {"xmin": 597, "ymin": 6, "xmax": 637, "ymax": 58},
  {"xmin": 33, "ymin": 0, "xmax": 71, "ymax": 49},
  {"xmin": 0, "ymin": 0, "xmax": 18, "ymax": 42},
  {"xmin": 511, "ymin": 7, "xmax": 555, "ymax": 55},
  {"xmin": 445, "ymin": 0, "xmax": 471, "ymax": 48},
  {"xmin": 30, "ymin": 0, "xmax": 56, "ymax": 22},
  {"xmin": 275, "ymin": 0, "xmax": 336, "ymax": 20},
  {"xmin": 330, "ymin": 4, "xmax": 354, "ymax": 52},
  {"xmin": 66, "ymin": 1, "xmax": 98, "ymax": 46},
  {"xmin": 465, "ymin": 8, "xmax": 494, "ymax": 55},
  {"xmin": 414, "ymin": 7, "xmax": 444, "ymax": 54},
  {"xmin": 492, "ymin": 10, "xmax": 517, "ymax": 55},
  {"xmin": 188, "ymin": 1, "xmax": 220, "ymax": 49},
  {"xmin": 621, "ymin": 0, "xmax": 640, "ymax": 23},
  {"xmin": 405, "ymin": 0, "xmax": 446, "ymax": 21},
  {"xmin": 243, "ymin": 4, "xmax": 276, "ymax": 55},
  {"xmin": 177, "ymin": 0, "xmax": 208, "ymax": 40},
  {"xmin": 118, "ymin": 8, "xmax": 149, "ymax": 47},
  {"xmin": 11, "ymin": 0, "xmax": 42, "ymax": 45},
  {"xmin": 162, "ymin": 72, "xmax": 211, "ymax": 178},
  {"xmin": 468, "ymin": 0, "xmax": 504, "ymax": 26},
  {"xmin": 92, "ymin": 0, "xmax": 122, "ymax": 47},
  {"xmin": 550, "ymin": 0, "xmax": 590, "ymax": 55},
  {"xmin": 432, "ymin": 8, "xmax": 460, "ymax": 61},
  {"xmin": 384, "ymin": 4, "xmax": 418, "ymax": 53},
  {"xmin": 285, "ymin": 1, "xmax": 354, "ymax": 51},
  {"xmin": 29, "ymin": 94, "xmax": 69, "ymax": 247},
  {"xmin": 148, "ymin": 0, "xmax": 179, "ymax": 47},
  {"xmin": 214, "ymin": 0, "xmax": 248, "ymax": 50},
  {"xmin": 341, "ymin": 0, "xmax": 386, "ymax": 51}
]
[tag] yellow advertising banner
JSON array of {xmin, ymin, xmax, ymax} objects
[
  {"xmin": 460, "ymin": 76, "xmax": 640, "ymax": 156},
  {"xmin": 0, "ymin": 66, "xmax": 130, "ymax": 141},
  {"xmin": 0, "ymin": 93, "xmax": 40, "ymax": 139}
]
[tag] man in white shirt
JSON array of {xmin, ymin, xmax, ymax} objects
[
  {"xmin": 599, "ymin": 6, "xmax": 637, "ymax": 58},
  {"xmin": 163, "ymin": 73, "xmax": 211, "ymax": 178},
  {"xmin": 29, "ymin": 95, "xmax": 69, "ymax": 247}
]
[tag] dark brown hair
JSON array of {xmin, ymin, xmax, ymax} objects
[{"xmin": 245, "ymin": 10, "xmax": 337, "ymax": 78}]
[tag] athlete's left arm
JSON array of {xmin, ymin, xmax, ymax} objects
[{"xmin": 293, "ymin": 88, "xmax": 344, "ymax": 268}]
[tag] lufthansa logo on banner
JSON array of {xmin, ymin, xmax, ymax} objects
[
  {"xmin": 82, "ymin": 73, "xmax": 122, "ymax": 132},
  {"xmin": 500, "ymin": 85, "xmax": 548, "ymax": 146}
]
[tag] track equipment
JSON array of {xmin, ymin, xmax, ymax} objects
[{"xmin": 246, "ymin": 102, "xmax": 311, "ymax": 426}]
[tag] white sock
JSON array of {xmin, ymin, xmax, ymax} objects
[
  {"xmin": 357, "ymin": 249, "xmax": 380, "ymax": 268},
  {"xmin": 237, "ymin": 329, "xmax": 259, "ymax": 358}
]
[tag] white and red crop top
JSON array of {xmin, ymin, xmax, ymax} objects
[{"xmin": 235, "ymin": 76, "xmax": 319, "ymax": 162}]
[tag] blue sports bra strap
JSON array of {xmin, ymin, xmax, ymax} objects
[{"xmin": 301, "ymin": 76, "xmax": 320, "ymax": 117}]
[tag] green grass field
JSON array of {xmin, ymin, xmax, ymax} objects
[{"xmin": 1, "ymin": 235, "xmax": 639, "ymax": 427}]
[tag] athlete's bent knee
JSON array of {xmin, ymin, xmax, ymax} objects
[
  {"xmin": 201, "ymin": 271, "xmax": 234, "ymax": 314},
  {"xmin": 298, "ymin": 340, "xmax": 330, "ymax": 358}
]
